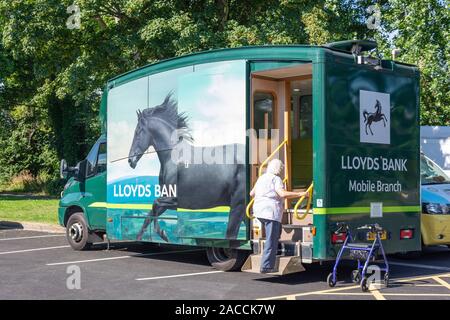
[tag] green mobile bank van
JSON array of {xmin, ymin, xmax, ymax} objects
[{"xmin": 59, "ymin": 40, "xmax": 421, "ymax": 274}]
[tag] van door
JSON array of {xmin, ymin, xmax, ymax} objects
[{"xmin": 82, "ymin": 139, "xmax": 107, "ymax": 230}]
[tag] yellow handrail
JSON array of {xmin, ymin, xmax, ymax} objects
[
  {"xmin": 246, "ymin": 139, "xmax": 288, "ymax": 219},
  {"xmin": 258, "ymin": 139, "xmax": 288, "ymax": 176},
  {"xmin": 294, "ymin": 182, "xmax": 314, "ymax": 220},
  {"xmin": 246, "ymin": 198, "xmax": 255, "ymax": 219}
]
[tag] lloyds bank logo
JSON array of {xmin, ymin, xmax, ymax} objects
[{"xmin": 360, "ymin": 90, "xmax": 390, "ymax": 145}]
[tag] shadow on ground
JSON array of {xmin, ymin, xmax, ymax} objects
[{"xmin": 0, "ymin": 221, "xmax": 24, "ymax": 230}]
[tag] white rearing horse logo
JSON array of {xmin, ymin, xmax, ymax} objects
[{"xmin": 363, "ymin": 100, "xmax": 388, "ymax": 136}]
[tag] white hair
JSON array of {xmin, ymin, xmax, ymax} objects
[{"xmin": 266, "ymin": 159, "xmax": 284, "ymax": 176}]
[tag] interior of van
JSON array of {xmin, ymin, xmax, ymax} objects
[{"xmin": 243, "ymin": 62, "xmax": 315, "ymax": 274}]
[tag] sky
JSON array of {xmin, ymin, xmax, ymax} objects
[{"xmin": 107, "ymin": 60, "xmax": 246, "ymax": 183}]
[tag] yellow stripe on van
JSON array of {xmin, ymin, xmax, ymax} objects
[
  {"xmin": 89, "ymin": 202, "xmax": 230, "ymax": 213},
  {"xmin": 314, "ymin": 206, "xmax": 421, "ymax": 215}
]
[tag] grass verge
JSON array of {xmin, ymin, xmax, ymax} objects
[{"xmin": 0, "ymin": 195, "xmax": 59, "ymax": 224}]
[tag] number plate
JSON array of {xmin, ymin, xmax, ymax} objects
[{"xmin": 367, "ymin": 230, "xmax": 387, "ymax": 241}]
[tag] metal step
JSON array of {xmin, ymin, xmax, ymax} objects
[
  {"xmin": 280, "ymin": 224, "xmax": 314, "ymax": 242},
  {"xmin": 282, "ymin": 210, "xmax": 313, "ymax": 225},
  {"xmin": 252, "ymin": 239, "xmax": 313, "ymax": 264},
  {"xmin": 241, "ymin": 254, "xmax": 305, "ymax": 275}
]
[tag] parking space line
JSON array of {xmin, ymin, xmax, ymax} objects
[
  {"xmin": 0, "ymin": 245, "xmax": 70, "ymax": 255},
  {"xmin": 395, "ymin": 273, "xmax": 450, "ymax": 283},
  {"xmin": 313, "ymin": 292, "xmax": 450, "ymax": 297},
  {"xmin": 0, "ymin": 235, "xmax": 65, "ymax": 241},
  {"xmin": 370, "ymin": 288, "xmax": 386, "ymax": 300},
  {"xmin": 382, "ymin": 293, "xmax": 450, "ymax": 297},
  {"xmin": 46, "ymin": 249, "xmax": 204, "ymax": 266},
  {"xmin": 313, "ymin": 292, "xmax": 371, "ymax": 296},
  {"xmin": 390, "ymin": 261, "xmax": 450, "ymax": 271},
  {"xmin": 433, "ymin": 277, "xmax": 450, "ymax": 290},
  {"xmin": 258, "ymin": 284, "xmax": 360, "ymax": 300},
  {"xmin": 136, "ymin": 270, "xmax": 223, "ymax": 281},
  {"xmin": 259, "ymin": 272, "xmax": 450, "ymax": 300},
  {"xmin": 415, "ymin": 284, "xmax": 444, "ymax": 287}
]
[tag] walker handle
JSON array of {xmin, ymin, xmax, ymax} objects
[
  {"xmin": 357, "ymin": 223, "xmax": 383, "ymax": 232},
  {"xmin": 334, "ymin": 222, "xmax": 349, "ymax": 234}
]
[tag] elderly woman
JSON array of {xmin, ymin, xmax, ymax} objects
[{"xmin": 250, "ymin": 159, "xmax": 308, "ymax": 273}]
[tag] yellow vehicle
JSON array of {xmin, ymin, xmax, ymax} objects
[{"xmin": 421, "ymin": 154, "xmax": 450, "ymax": 247}]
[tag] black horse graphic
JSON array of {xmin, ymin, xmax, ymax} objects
[
  {"xmin": 363, "ymin": 99, "xmax": 388, "ymax": 135},
  {"xmin": 128, "ymin": 94, "xmax": 246, "ymax": 242}
]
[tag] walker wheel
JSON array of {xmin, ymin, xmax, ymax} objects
[
  {"xmin": 384, "ymin": 272, "xmax": 390, "ymax": 287},
  {"xmin": 327, "ymin": 273, "xmax": 337, "ymax": 287},
  {"xmin": 361, "ymin": 277, "xmax": 369, "ymax": 292},
  {"xmin": 351, "ymin": 270, "xmax": 361, "ymax": 283}
]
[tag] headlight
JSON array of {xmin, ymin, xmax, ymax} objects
[{"xmin": 422, "ymin": 202, "xmax": 449, "ymax": 214}]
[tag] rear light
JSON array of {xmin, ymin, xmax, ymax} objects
[
  {"xmin": 312, "ymin": 227, "xmax": 317, "ymax": 236},
  {"xmin": 400, "ymin": 229, "xmax": 414, "ymax": 240},
  {"xmin": 331, "ymin": 232, "xmax": 347, "ymax": 244}
]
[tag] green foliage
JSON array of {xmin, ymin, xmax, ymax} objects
[
  {"xmin": 380, "ymin": 0, "xmax": 449, "ymax": 125},
  {"xmin": 0, "ymin": 0, "xmax": 448, "ymax": 195}
]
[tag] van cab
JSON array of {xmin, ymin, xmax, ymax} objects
[
  {"xmin": 58, "ymin": 135, "xmax": 107, "ymax": 249},
  {"xmin": 420, "ymin": 153, "xmax": 450, "ymax": 247}
]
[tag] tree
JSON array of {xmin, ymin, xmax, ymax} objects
[
  {"xmin": 379, "ymin": 0, "xmax": 449, "ymax": 125},
  {"xmin": 0, "ymin": 0, "xmax": 447, "ymax": 194}
]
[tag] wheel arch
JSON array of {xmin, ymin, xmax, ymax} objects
[{"xmin": 64, "ymin": 206, "xmax": 87, "ymax": 227}]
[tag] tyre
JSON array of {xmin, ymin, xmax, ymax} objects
[
  {"xmin": 351, "ymin": 270, "xmax": 361, "ymax": 283},
  {"xmin": 206, "ymin": 247, "xmax": 249, "ymax": 271},
  {"xmin": 66, "ymin": 212, "xmax": 92, "ymax": 251},
  {"xmin": 327, "ymin": 273, "xmax": 336, "ymax": 287},
  {"xmin": 361, "ymin": 277, "xmax": 369, "ymax": 292}
]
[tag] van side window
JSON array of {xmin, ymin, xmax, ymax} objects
[
  {"xmin": 86, "ymin": 143, "xmax": 99, "ymax": 178},
  {"xmin": 97, "ymin": 143, "xmax": 107, "ymax": 174},
  {"xmin": 254, "ymin": 92, "xmax": 275, "ymax": 138},
  {"xmin": 299, "ymin": 95, "xmax": 312, "ymax": 139}
]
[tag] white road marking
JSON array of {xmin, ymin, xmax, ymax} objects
[
  {"xmin": 390, "ymin": 261, "xmax": 450, "ymax": 271},
  {"xmin": 313, "ymin": 292, "xmax": 450, "ymax": 297},
  {"xmin": 258, "ymin": 284, "xmax": 361, "ymax": 300},
  {"xmin": 46, "ymin": 249, "xmax": 203, "ymax": 266},
  {"xmin": 433, "ymin": 276, "xmax": 450, "ymax": 290},
  {"xmin": 369, "ymin": 286, "xmax": 386, "ymax": 300},
  {"xmin": 259, "ymin": 273, "xmax": 450, "ymax": 300},
  {"xmin": 0, "ymin": 245, "xmax": 70, "ymax": 255},
  {"xmin": 0, "ymin": 234, "xmax": 64, "ymax": 241},
  {"xmin": 136, "ymin": 270, "xmax": 223, "ymax": 281},
  {"xmin": 415, "ymin": 284, "xmax": 444, "ymax": 287},
  {"xmin": 395, "ymin": 273, "xmax": 450, "ymax": 282}
]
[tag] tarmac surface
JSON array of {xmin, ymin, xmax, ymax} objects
[{"xmin": 1, "ymin": 228, "xmax": 450, "ymax": 300}]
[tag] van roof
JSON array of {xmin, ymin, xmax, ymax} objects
[{"xmin": 107, "ymin": 43, "xmax": 418, "ymax": 87}]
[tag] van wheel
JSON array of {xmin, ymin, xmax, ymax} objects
[
  {"xmin": 206, "ymin": 247, "xmax": 248, "ymax": 271},
  {"xmin": 66, "ymin": 212, "xmax": 92, "ymax": 251}
]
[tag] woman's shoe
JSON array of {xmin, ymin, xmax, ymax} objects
[{"xmin": 260, "ymin": 268, "xmax": 277, "ymax": 274}]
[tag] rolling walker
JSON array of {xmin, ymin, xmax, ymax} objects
[{"xmin": 327, "ymin": 222, "xmax": 390, "ymax": 292}]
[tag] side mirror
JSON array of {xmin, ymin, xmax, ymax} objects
[
  {"xmin": 60, "ymin": 159, "xmax": 68, "ymax": 179},
  {"xmin": 75, "ymin": 159, "xmax": 87, "ymax": 183}
]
